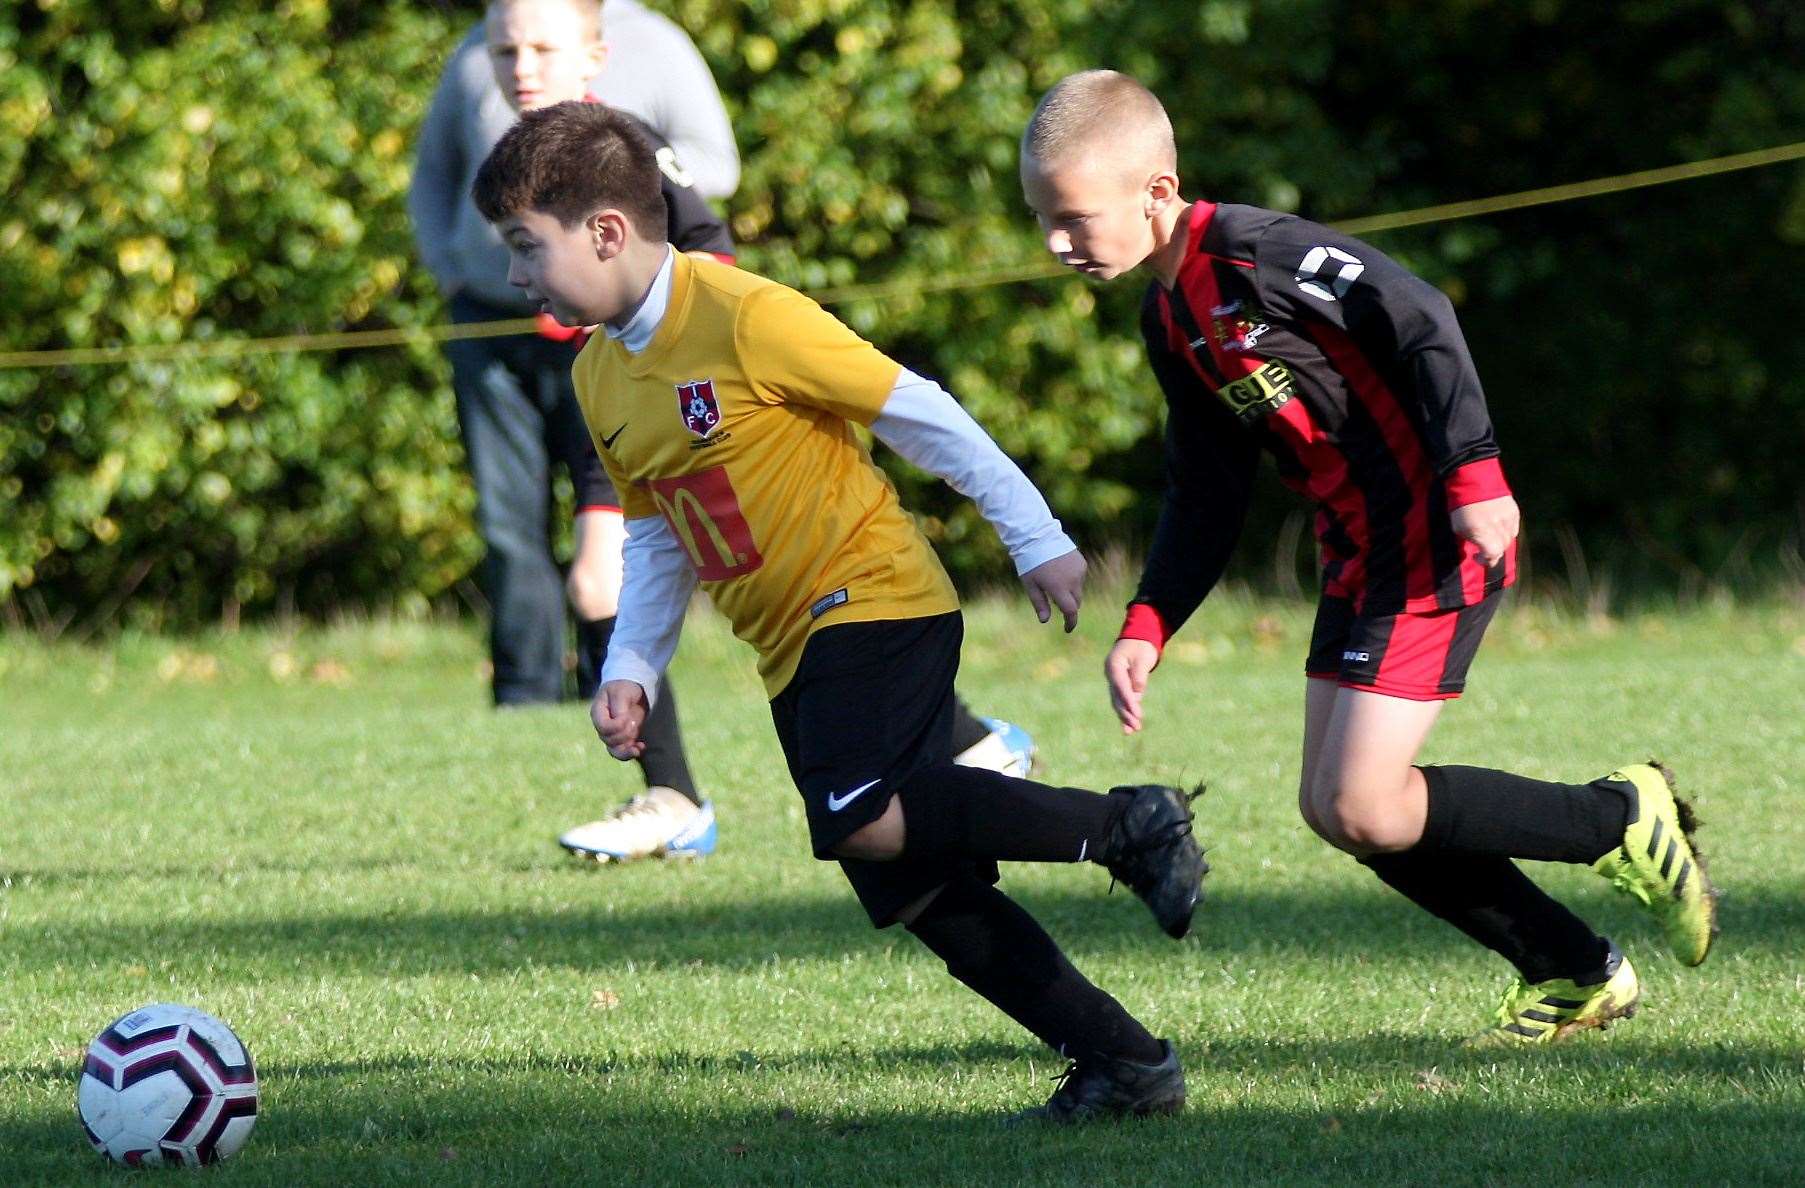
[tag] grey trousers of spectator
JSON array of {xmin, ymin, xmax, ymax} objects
[{"xmin": 444, "ymin": 293, "xmax": 593, "ymax": 706}]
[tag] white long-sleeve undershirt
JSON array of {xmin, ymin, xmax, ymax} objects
[
  {"xmin": 870, "ymin": 368, "xmax": 1074, "ymax": 576},
  {"xmin": 598, "ymin": 515, "xmax": 695, "ymax": 709}
]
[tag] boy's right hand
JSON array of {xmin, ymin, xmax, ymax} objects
[
  {"xmin": 1105, "ymin": 638, "xmax": 1160, "ymax": 733},
  {"xmin": 1021, "ymin": 548, "xmax": 1087, "ymax": 632},
  {"xmin": 592, "ymin": 680, "xmax": 649, "ymax": 760}
]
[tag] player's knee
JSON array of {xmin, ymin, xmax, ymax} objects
[
  {"xmin": 1297, "ymin": 780, "xmax": 1331, "ymax": 840},
  {"xmin": 1297, "ymin": 797, "xmax": 1338, "ymax": 845},
  {"xmin": 1323, "ymin": 796, "xmax": 1417, "ymax": 855},
  {"xmin": 566, "ymin": 566, "xmax": 619, "ymax": 620}
]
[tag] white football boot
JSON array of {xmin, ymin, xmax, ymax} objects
[
  {"xmin": 558, "ymin": 786, "xmax": 717, "ymax": 863},
  {"xmin": 953, "ymin": 718, "xmax": 1039, "ymax": 778}
]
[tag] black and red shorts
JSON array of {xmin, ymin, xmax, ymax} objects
[
  {"xmin": 1305, "ymin": 590, "xmax": 1503, "ymax": 701},
  {"xmin": 769, "ymin": 611, "xmax": 998, "ymax": 927}
]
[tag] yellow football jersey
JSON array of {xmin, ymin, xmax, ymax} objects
[{"xmin": 574, "ymin": 253, "xmax": 960, "ymax": 696}]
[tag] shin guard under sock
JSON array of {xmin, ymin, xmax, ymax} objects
[
  {"xmin": 1419, "ymin": 764, "xmax": 1629, "ymax": 864},
  {"xmin": 1361, "ymin": 849, "xmax": 1613, "ymax": 984},
  {"xmin": 906, "ymin": 876, "xmax": 1163, "ymax": 1063},
  {"xmin": 896, "ymin": 768, "xmax": 1126, "ymax": 865}
]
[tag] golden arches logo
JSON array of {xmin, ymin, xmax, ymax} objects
[
  {"xmin": 653, "ymin": 486, "xmax": 740, "ymax": 571},
  {"xmin": 645, "ymin": 467, "xmax": 762, "ymax": 580}
]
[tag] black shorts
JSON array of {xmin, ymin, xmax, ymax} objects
[
  {"xmin": 1305, "ymin": 590, "xmax": 1502, "ymax": 701},
  {"xmin": 770, "ymin": 611, "xmax": 999, "ymax": 927}
]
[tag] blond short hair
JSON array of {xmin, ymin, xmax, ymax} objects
[
  {"xmin": 485, "ymin": 0, "xmax": 603, "ymax": 44},
  {"xmin": 1023, "ymin": 70, "xmax": 1176, "ymax": 180}
]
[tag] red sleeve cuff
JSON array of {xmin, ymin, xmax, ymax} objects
[
  {"xmin": 576, "ymin": 504, "xmax": 622, "ymax": 517},
  {"xmin": 1444, "ymin": 457, "xmax": 1511, "ymax": 510},
  {"xmin": 1117, "ymin": 603, "xmax": 1172, "ymax": 652}
]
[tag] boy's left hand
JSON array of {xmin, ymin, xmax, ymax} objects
[
  {"xmin": 1450, "ymin": 495, "xmax": 1519, "ymax": 568},
  {"xmin": 1021, "ymin": 548, "xmax": 1087, "ymax": 632}
]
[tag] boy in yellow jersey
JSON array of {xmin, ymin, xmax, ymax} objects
[{"xmin": 474, "ymin": 101, "xmax": 1206, "ymax": 1121}]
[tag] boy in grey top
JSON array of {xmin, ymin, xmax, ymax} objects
[
  {"xmin": 408, "ymin": 0, "xmax": 732, "ymax": 719},
  {"xmin": 410, "ymin": 0, "xmax": 739, "ymax": 311}
]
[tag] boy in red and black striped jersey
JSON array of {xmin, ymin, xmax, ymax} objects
[{"xmin": 1020, "ymin": 71, "xmax": 1717, "ymax": 1043}]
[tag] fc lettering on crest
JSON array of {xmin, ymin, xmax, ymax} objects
[
  {"xmin": 677, "ymin": 378, "xmax": 721, "ymax": 437},
  {"xmin": 644, "ymin": 466, "xmax": 762, "ymax": 581}
]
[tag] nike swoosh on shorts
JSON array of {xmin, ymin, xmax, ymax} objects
[{"xmin": 825, "ymin": 778, "xmax": 882, "ymax": 812}]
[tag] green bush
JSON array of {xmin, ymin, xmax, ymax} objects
[
  {"xmin": 2, "ymin": 0, "xmax": 1800, "ymax": 628},
  {"xmin": 0, "ymin": 1, "xmax": 474, "ymax": 627}
]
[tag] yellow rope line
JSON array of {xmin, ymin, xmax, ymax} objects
[
  {"xmin": 810, "ymin": 260, "xmax": 1066, "ymax": 304},
  {"xmin": 1330, "ymin": 140, "xmax": 1805, "ymax": 236},
  {"xmin": 0, "ymin": 317, "xmax": 541, "ymax": 369},
  {"xmin": 2, "ymin": 141, "xmax": 1798, "ymax": 370}
]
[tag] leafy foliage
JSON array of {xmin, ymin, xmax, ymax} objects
[
  {"xmin": 2, "ymin": 0, "xmax": 1800, "ymax": 625},
  {"xmin": 0, "ymin": 1, "xmax": 471, "ymax": 626}
]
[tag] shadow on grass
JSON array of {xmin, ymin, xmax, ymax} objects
[
  {"xmin": 6, "ymin": 1033, "xmax": 1801, "ymax": 1185},
  {"xmin": 5, "ymin": 877, "xmax": 1803, "ymax": 977}
]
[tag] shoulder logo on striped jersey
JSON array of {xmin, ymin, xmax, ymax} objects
[{"xmin": 1295, "ymin": 246, "xmax": 1365, "ymax": 302}]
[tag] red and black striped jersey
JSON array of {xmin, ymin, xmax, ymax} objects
[{"xmin": 1126, "ymin": 201, "xmax": 1516, "ymax": 645}]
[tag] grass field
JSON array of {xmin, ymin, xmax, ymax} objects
[{"xmin": 3, "ymin": 591, "xmax": 1803, "ymax": 1185}]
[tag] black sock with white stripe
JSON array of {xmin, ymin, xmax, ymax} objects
[
  {"xmin": 906, "ymin": 875, "xmax": 1165, "ymax": 1064},
  {"xmin": 1418, "ymin": 764, "xmax": 1630, "ymax": 864},
  {"xmin": 895, "ymin": 767, "xmax": 1127, "ymax": 865}
]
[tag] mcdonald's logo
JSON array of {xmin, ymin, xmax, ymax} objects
[{"xmin": 644, "ymin": 466, "xmax": 763, "ymax": 580}]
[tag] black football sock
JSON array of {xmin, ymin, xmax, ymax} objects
[
  {"xmin": 1417, "ymin": 764, "xmax": 1629, "ymax": 864},
  {"xmin": 576, "ymin": 615, "xmax": 700, "ymax": 805},
  {"xmin": 575, "ymin": 614, "xmax": 613, "ymax": 703},
  {"xmin": 906, "ymin": 875, "xmax": 1164, "ymax": 1064},
  {"xmin": 1361, "ymin": 850, "xmax": 1613, "ymax": 985},
  {"xmin": 637, "ymin": 678, "xmax": 700, "ymax": 805},
  {"xmin": 948, "ymin": 697, "xmax": 993, "ymax": 754},
  {"xmin": 896, "ymin": 767, "xmax": 1127, "ymax": 865}
]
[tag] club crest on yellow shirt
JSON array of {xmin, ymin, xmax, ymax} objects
[{"xmin": 678, "ymin": 379, "xmax": 722, "ymax": 438}]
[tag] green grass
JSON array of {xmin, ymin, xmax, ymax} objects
[{"xmin": 3, "ymin": 592, "xmax": 1804, "ymax": 1184}]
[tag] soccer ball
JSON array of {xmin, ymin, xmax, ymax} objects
[{"xmin": 77, "ymin": 1003, "xmax": 259, "ymax": 1168}]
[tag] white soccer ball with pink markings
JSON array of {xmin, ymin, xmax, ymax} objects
[{"xmin": 77, "ymin": 1003, "xmax": 259, "ymax": 1168}]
